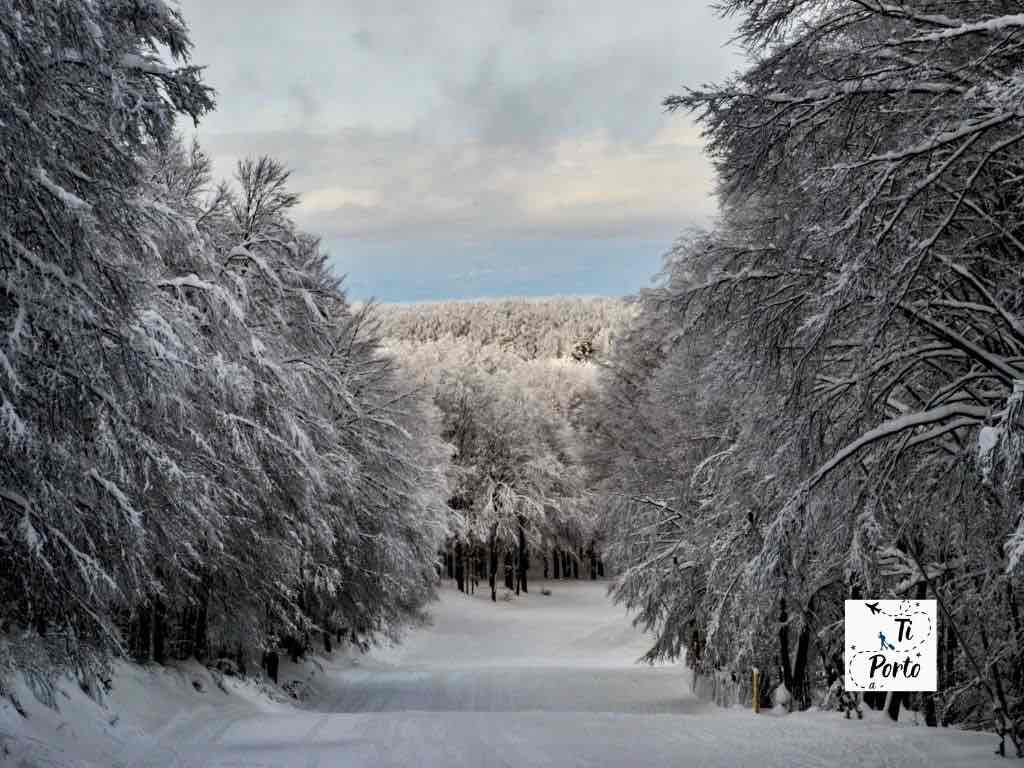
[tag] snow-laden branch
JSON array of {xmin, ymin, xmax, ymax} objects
[{"xmin": 807, "ymin": 403, "xmax": 990, "ymax": 490}]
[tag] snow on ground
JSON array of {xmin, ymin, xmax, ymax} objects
[
  {"xmin": 0, "ymin": 658, "xmax": 288, "ymax": 767},
  {"xmin": 1, "ymin": 580, "xmax": 1004, "ymax": 767}
]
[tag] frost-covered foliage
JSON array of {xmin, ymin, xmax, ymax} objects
[
  {"xmin": 375, "ymin": 297, "xmax": 632, "ymax": 362},
  {"xmin": 1, "ymin": 0, "xmax": 213, "ymax": 679},
  {"xmin": 1, "ymin": 1, "xmax": 449, "ymax": 689},
  {"xmin": 595, "ymin": 1, "xmax": 1024, "ymax": 751}
]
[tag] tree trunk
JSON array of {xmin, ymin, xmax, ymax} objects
[
  {"xmin": 791, "ymin": 622, "xmax": 811, "ymax": 710},
  {"xmin": 455, "ymin": 541, "xmax": 465, "ymax": 592},
  {"xmin": 489, "ymin": 527, "xmax": 498, "ymax": 602},
  {"xmin": 553, "ymin": 547, "xmax": 561, "ymax": 579},
  {"xmin": 889, "ymin": 580, "xmax": 929, "ymax": 722},
  {"xmin": 179, "ymin": 606, "xmax": 195, "ymax": 661},
  {"xmin": 572, "ymin": 550, "xmax": 579, "ymax": 579},
  {"xmin": 518, "ymin": 517, "xmax": 528, "ymax": 595},
  {"xmin": 263, "ymin": 650, "xmax": 279, "ymax": 683},
  {"xmin": 924, "ymin": 692, "xmax": 938, "ymax": 727},
  {"xmin": 152, "ymin": 599, "xmax": 167, "ymax": 665},
  {"xmin": 504, "ymin": 551, "xmax": 514, "ymax": 591},
  {"xmin": 1006, "ymin": 581, "xmax": 1023, "ymax": 691},
  {"xmin": 193, "ymin": 585, "xmax": 209, "ymax": 662},
  {"xmin": 134, "ymin": 604, "xmax": 152, "ymax": 663},
  {"xmin": 886, "ymin": 689, "xmax": 904, "ymax": 721},
  {"xmin": 778, "ymin": 598, "xmax": 793, "ymax": 709},
  {"xmin": 514, "ymin": 548, "xmax": 520, "ymax": 596}
]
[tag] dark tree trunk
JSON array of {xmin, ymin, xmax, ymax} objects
[
  {"xmin": 135, "ymin": 604, "xmax": 152, "ymax": 663},
  {"xmin": 944, "ymin": 620, "xmax": 957, "ymax": 686},
  {"xmin": 285, "ymin": 635, "xmax": 302, "ymax": 663},
  {"xmin": 518, "ymin": 517, "xmax": 528, "ymax": 595},
  {"xmin": 263, "ymin": 650, "xmax": 279, "ymax": 683},
  {"xmin": 515, "ymin": 549, "xmax": 520, "ymax": 596},
  {"xmin": 863, "ymin": 691, "xmax": 886, "ymax": 710},
  {"xmin": 887, "ymin": 690, "xmax": 905, "ymax": 722},
  {"xmin": 455, "ymin": 541, "xmax": 465, "ymax": 592},
  {"xmin": 178, "ymin": 607, "xmax": 195, "ymax": 661},
  {"xmin": 447, "ymin": 545, "xmax": 454, "ymax": 578},
  {"xmin": 791, "ymin": 622, "xmax": 811, "ymax": 710},
  {"xmin": 757, "ymin": 669, "xmax": 773, "ymax": 711},
  {"xmin": 924, "ymin": 693, "xmax": 938, "ymax": 726},
  {"xmin": 589, "ymin": 547, "xmax": 597, "ymax": 580},
  {"xmin": 489, "ymin": 528, "xmax": 498, "ymax": 602},
  {"xmin": 597, "ymin": 558, "xmax": 604, "ymax": 578},
  {"xmin": 822, "ymin": 650, "xmax": 838, "ymax": 689},
  {"xmin": 193, "ymin": 583, "xmax": 210, "ymax": 662},
  {"xmin": 1006, "ymin": 581, "xmax": 1023, "ymax": 691},
  {"xmin": 690, "ymin": 628, "xmax": 704, "ymax": 667},
  {"xmin": 778, "ymin": 598, "xmax": 793, "ymax": 705},
  {"xmin": 562, "ymin": 550, "xmax": 569, "ymax": 578},
  {"xmin": 504, "ymin": 552, "xmax": 514, "ymax": 591},
  {"xmin": 890, "ymin": 581, "xmax": 929, "ymax": 722},
  {"xmin": 152, "ymin": 599, "xmax": 167, "ymax": 665},
  {"xmin": 573, "ymin": 549, "xmax": 580, "ymax": 579},
  {"xmin": 553, "ymin": 548, "xmax": 561, "ymax": 579},
  {"xmin": 543, "ymin": 555, "xmax": 549, "ymax": 579}
]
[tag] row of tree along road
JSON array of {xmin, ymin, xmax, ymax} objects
[{"xmin": 588, "ymin": 0, "xmax": 1024, "ymax": 757}]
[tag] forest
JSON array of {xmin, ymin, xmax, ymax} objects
[
  {"xmin": 377, "ymin": 297, "xmax": 628, "ymax": 599},
  {"xmin": 2, "ymin": 0, "xmax": 1024, "ymax": 764}
]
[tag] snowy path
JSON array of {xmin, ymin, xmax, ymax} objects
[{"xmin": 138, "ymin": 581, "xmax": 998, "ymax": 767}]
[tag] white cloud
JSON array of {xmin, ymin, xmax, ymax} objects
[
  {"xmin": 177, "ymin": 0, "xmax": 738, "ymax": 296},
  {"xmin": 201, "ymin": 118, "xmax": 715, "ymax": 242}
]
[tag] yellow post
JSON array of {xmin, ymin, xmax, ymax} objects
[{"xmin": 752, "ymin": 669, "xmax": 761, "ymax": 713}]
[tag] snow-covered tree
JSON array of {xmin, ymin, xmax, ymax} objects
[
  {"xmin": 130, "ymin": 143, "xmax": 453, "ymax": 663},
  {"xmin": 1, "ymin": 0, "xmax": 213, "ymax": 682},
  {"xmin": 386, "ymin": 333, "xmax": 599, "ymax": 600},
  {"xmin": 597, "ymin": 1, "xmax": 1024, "ymax": 750},
  {"xmin": 1, "ymin": 0, "xmax": 451, "ymax": 692}
]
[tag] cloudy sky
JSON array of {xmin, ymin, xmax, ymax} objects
[{"xmin": 178, "ymin": 0, "xmax": 741, "ymax": 301}]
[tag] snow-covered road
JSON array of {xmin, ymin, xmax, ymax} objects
[{"xmin": 131, "ymin": 581, "xmax": 997, "ymax": 767}]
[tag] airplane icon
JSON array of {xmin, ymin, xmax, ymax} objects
[{"xmin": 866, "ymin": 602, "xmax": 882, "ymax": 615}]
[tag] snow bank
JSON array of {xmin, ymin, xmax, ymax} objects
[{"xmin": 0, "ymin": 659, "xmax": 292, "ymax": 766}]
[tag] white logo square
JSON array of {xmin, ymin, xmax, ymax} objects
[{"xmin": 844, "ymin": 600, "xmax": 937, "ymax": 692}]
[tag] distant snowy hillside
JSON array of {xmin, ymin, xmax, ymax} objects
[{"xmin": 374, "ymin": 297, "xmax": 633, "ymax": 361}]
